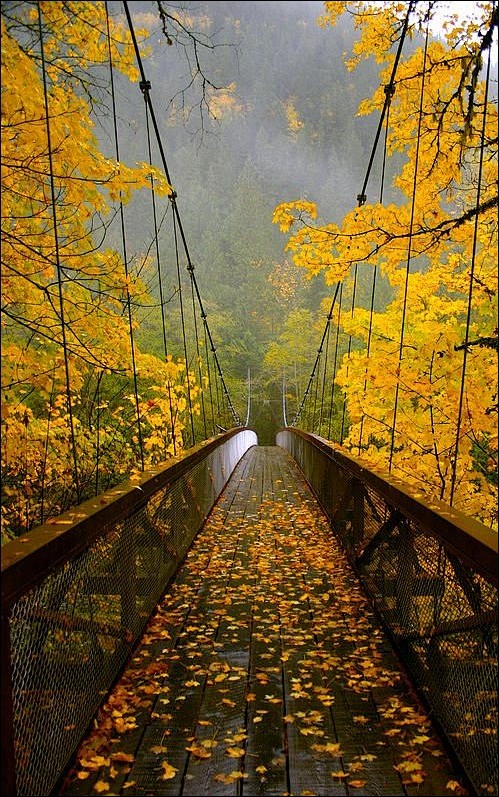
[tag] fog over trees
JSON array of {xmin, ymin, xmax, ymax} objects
[{"xmin": 115, "ymin": 0, "xmax": 391, "ymax": 442}]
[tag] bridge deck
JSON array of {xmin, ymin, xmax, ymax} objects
[{"xmin": 59, "ymin": 446, "xmax": 465, "ymax": 797}]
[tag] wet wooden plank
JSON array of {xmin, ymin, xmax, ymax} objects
[{"xmin": 59, "ymin": 446, "xmax": 466, "ymax": 797}]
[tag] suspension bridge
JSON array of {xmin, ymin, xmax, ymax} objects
[{"xmin": 1, "ymin": 2, "xmax": 497, "ymax": 797}]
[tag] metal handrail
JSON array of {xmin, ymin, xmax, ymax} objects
[
  {"xmin": 278, "ymin": 428, "xmax": 497, "ymax": 584},
  {"xmin": 1, "ymin": 428, "xmax": 257, "ymax": 797},
  {"xmin": 277, "ymin": 427, "xmax": 498, "ymax": 796}
]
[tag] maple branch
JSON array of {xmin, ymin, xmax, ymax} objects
[
  {"xmin": 154, "ymin": 0, "xmax": 237, "ymax": 140},
  {"xmin": 454, "ymin": 330, "xmax": 499, "ymax": 352}
]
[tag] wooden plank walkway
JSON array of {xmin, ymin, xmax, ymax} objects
[{"xmin": 59, "ymin": 446, "xmax": 467, "ymax": 797}]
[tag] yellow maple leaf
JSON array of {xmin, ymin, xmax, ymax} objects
[
  {"xmin": 93, "ymin": 782, "xmax": 110, "ymax": 794},
  {"xmin": 80, "ymin": 756, "xmax": 110, "ymax": 770},
  {"xmin": 395, "ymin": 760, "xmax": 424, "ymax": 773},
  {"xmin": 226, "ymin": 746, "xmax": 245, "ymax": 758},
  {"xmin": 110, "ymin": 752, "xmax": 134, "ymax": 763},
  {"xmin": 185, "ymin": 744, "xmax": 211, "ymax": 759},
  {"xmin": 149, "ymin": 745, "xmax": 168, "ymax": 755},
  {"xmin": 213, "ymin": 771, "xmax": 248, "ymax": 783},
  {"xmin": 160, "ymin": 761, "xmax": 178, "ymax": 780},
  {"xmin": 201, "ymin": 739, "xmax": 218, "ymax": 749},
  {"xmin": 446, "ymin": 781, "xmax": 467, "ymax": 794}
]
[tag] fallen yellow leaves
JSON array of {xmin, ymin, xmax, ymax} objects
[
  {"xmin": 446, "ymin": 781, "xmax": 467, "ymax": 795},
  {"xmin": 311, "ymin": 742, "xmax": 342, "ymax": 756},
  {"xmin": 149, "ymin": 745, "xmax": 168, "ymax": 755},
  {"xmin": 159, "ymin": 761, "xmax": 177, "ymax": 781},
  {"xmin": 62, "ymin": 476, "xmax": 464, "ymax": 797},
  {"xmin": 185, "ymin": 743, "xmax": 212, "ymax": 759},
  {"xmin": 213, "ymin": 770, "xmax": 248, "ymax": 783},
  {"xmin": 109, "ymin": 752, "xmax": 134, "ymax": 764},
  {"xmin": 225, "ymin": 746, "xmax": 245, "ymax": 758},
  {"xmin": 80, "ymin": 756, "xmax": 110, "ymax": 770}
]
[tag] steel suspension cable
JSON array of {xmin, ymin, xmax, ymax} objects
[
  {"xmin": 202, "ymin": 322, "xmax": 216, "ymax": 436},
  {"xmin": 188, "ymin": 260, "xmax": 208, "ymax": 439},
  {"xmin": 94, "ymin": 370, "xmax": 103, "ymax": 494},
  {"xmin": 340, "ymin": 262, "xmax": 358, "ymax": 444},
  {"xmin": 245, "ymin": 367, "xmax": 252, "ymax": 428},
  {"xmin": 318, "ymin": 319, "xmax": 332, "ymax": 436},
  {"xmin": 293, "ymin": 282, "xmax": 341, "ymax": 427},
  {"xmin": 327, "ymin": 282, "xmax": 343, "ymax": 439},
  {"xmin": 38, "ymin": 4, "xmax": 81, "ymax": 502},
  {"xmin": 105, "ymin": 1, "xmax": 144, "ymax": 470},
  {"xmin": 449, "ymin": 38, "xmax": 493, "ymax": 505},
  {"xmin": 40, "ymin": 367, "xmax": 56, "ymax": 524},
  {"xmin": 282, "ymin": 368, "xmax": 288, "ymax": 428},
  {"xmin": 172, "ymin": 211, "xmax": 196, "ymax": 447},
  {"xmin": 141, "ymin": 81, "xmax": 178, "ymax": 455},
  {"xmin": 312, "ymin": 348, "xmax": 321, "ymax": 432},
  {"xmin": 294, "ymin": 5, "xmax": 413, "ymax": 438},
  {"xmin": 123, "ymin": 0, "xmax": 240, "ymax": 430},
  {"xmin": 356, "ymin": 0, "xmax": 415, "ymax": 207},
  {"xmin": 388, "ymin": 15, "xmax": 430, "ymax": 472},
  {"xmin": 358, "ymin": 86, "xmax": 394, "ymax": 453}
]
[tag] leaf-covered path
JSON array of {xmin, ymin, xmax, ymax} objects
[{"xmin": 59, "ymin": 446, "xmax": 466, "ymax": 797}]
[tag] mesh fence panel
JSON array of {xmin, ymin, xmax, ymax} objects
[
  {"xmin": 277, "ymin": 429, "xmax": 498, "ymax": 796},
  {"xmin": 4, "ymin": 430, "xmax": 257, "ymax": 797}
]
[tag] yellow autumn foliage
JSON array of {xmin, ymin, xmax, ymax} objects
[
  {"xmin": 274, "ymin": 1, "xmax": 498, "ymax": 528},
  {"xmin": 0, "ymin": 2, "xmax": 207, "ymax": 541}
]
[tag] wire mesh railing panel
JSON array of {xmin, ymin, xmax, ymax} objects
[
  {"xmin": 277, "ymin": 428, "xmax": 498, "ymax": 796},
  {"xmin": 2, "ymin": 429, "xmax": 258, "ymax": 797},
  {"xmin": 9, "ymin": 532, "xmax": 135, "ymax": 797}
]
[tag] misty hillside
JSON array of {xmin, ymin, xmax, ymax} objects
[{"xmin": 111, "ymin": 0, "xmax": 391, "ymax": 439}]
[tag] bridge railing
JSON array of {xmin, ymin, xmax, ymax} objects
[
  {"xmin": 277, "ymin": 428, "xmax": 498, "ymax": 797},
  {"xmin": 1, "ymin": 428, "xmax": 258, "ymax": 797}
]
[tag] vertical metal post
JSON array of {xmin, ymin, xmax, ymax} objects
[
  {"xmin": 395, "ymin": 521, "xmax": 414, "ymax": 633},
  {"xmin": 1, "ymin": 608, "xmax": 17, "ymax": 795},
  {"xmin": 118, "ymin": 522, "xmax": 138, "ymax": 636},
  {"xmin": 352, "ymin": 479, "xmax": 365, "ymax": 548}
]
